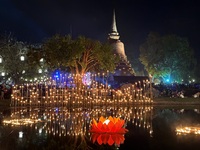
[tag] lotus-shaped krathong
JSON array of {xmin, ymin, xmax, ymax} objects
[
  {"xmin": 89, "ymin": 116, "xmax": 128, "ymax": 146},
  {"xmin": 89, "ymin": 116, "xmax": 128, "ymax": 134}
]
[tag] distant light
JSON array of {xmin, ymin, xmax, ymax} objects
[
  {"xmin": 54, "ymin": 70, "xmax": 60, "ymax": 80},
  {"xmin": 39, "ymin": 128, "xmax": 42, "ymax": 134},
  {"xmin": 22, "ymin": 70, "xmax": 25, "ymax": 74},
  {"xmin": 40, "ymin": 58, "xmax": 44, "ymax": 62},
  {"xmin": 1, "ymin": 72, "xmax": 5, "ymax": 76},
  {"xmin": 166, "ymin": 79, "xmax": 169, "ymax": 82},
  {"xmin": 19, "ymin": 131, "xmax": 23, "ymax": 138},
  {"xmin": 20, "ymin": 55, "xmax": 25, "ymax": 61},
  {"xmin": 82, "ymin": 72, "xmax": 92, "ymax": 85},
  {"xmin": 0, "ymin": 55, "xmax": 2, "ymax": 63},
  {"xmin": 38, "ymin": 69, "xmax": 42, "ymax": 73}
]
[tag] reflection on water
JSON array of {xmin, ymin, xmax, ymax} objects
[
  {"xmin": 176, "ymin": 126, "xmax": 200, "ymax": 135},
  {"xmin": 1, "ymin": 105, "xmax": 200, "ymax": 149}
]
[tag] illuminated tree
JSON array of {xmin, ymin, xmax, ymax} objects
[
  {"xmin": 139, "ymin": 32, "xmax": 196, "ymax": 83},
  {"xmin": 0, "ymin": 34, "xmax": 31, "ymax": 84},
  {"xmin": 28, "ymin": 34, "xmax": 119, "ymax": 75}
]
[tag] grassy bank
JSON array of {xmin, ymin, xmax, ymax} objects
[{"xmin": 153, "ymin": 97, "xmax": 200, "ymax": 105}]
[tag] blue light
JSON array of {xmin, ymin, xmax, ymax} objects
[
  {"xmin": 55, "ymin": 107, "xmax": 59, "ymax": 114},
  {"xmin": 54, "ymin": 70, "xmax": 60, "ymax": 80},
  {"xmin": 166, "ymin": 79, "xmax": 170, "ymax": 82}
]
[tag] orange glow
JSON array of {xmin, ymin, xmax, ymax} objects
[
  {"xmin": 89, "ymin": 116, "xmax": 128, "ymax": 146},
  {"xmin": 91, "ymin": 133, "xmax": 125, "ymax": 146},
  {"xmin": 176, "ymin": 126, "xmax": 200, "ymax": 135},
  {"xmin": 89, "ymin": 116, "xmax": 128, "ymax": 134}
]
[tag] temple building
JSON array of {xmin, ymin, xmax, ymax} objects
[
  {"xmin": 108, "ymin": 10, "xmax": 148, "ymax": 87},
  {"xmin": 108, "ymin": 10, "xmax": 135, "ymax": 77}
]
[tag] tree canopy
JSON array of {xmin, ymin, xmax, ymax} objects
[
  {"xmin": 0, "ymin": 34, "xmax": 32, "ymax": 84},
  {"xmin": 139, "ymin": 32, "xmax": 196, "ymax": 83},
  {"xmin": 27, "ymin": 34, "xmax": 119, "ymax": 76}
]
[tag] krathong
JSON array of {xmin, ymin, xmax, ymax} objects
[{"xmin": 89, "ymin": 116, "xmax": 128, "ymax": 146}]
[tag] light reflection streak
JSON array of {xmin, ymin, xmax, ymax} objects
[
  {"xmin": 176, "ymin": 126, "xmax": 200, "ymax": 135},
  {"xmin": 3, "ymin": 118, "xmax": 39, "ymax": 125},
  {"xmin": 2, "ymin": 106, "xmax": 153, "ymax": 137}
]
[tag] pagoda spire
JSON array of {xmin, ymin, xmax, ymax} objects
[
  {"xmin": 108, "ymin": 9, "xmax": 120, "ymax": 40},
  {"xmin": 111, "ymin": 9, "xmax": 118, "ymax": 33}
]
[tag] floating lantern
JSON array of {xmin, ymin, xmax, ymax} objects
[
  {"xmin": 89, "ymin": 116, "xmax": 128, "ymax": 134},
  {"xmin": 89, "ymin": 116, "xmax": 128, "ymax": 146}
]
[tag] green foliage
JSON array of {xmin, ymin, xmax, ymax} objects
[
  {"xmin": 139, "ymin": 32, "xmax": 196, "ymax": 83},
  {"xmin": 32, "ymin": 34, "xmax": 118, "ymax": 75},
  {"xmin": 0, "ymin": 34, "xmax": 32, "ymax": 84}
]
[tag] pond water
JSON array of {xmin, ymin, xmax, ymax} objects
[{"xmin": 0, "ymin": 104, "xmax": 200, "ymax": 150}]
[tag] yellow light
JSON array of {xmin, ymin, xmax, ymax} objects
[{"xmin": 103, "ymin": 119, "xmax": 110, "ymax": 125}]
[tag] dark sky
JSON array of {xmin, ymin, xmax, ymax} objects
[{"xmin": 0, "ymin": 0, "xmax": 199, "ymax": 59}]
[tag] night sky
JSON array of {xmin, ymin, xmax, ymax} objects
[{"xmin": 0, "ymin": 0, "xmax": 199, "ymax": 60}]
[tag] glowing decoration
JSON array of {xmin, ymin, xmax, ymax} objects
[
  {"xmin": 89, "ymin": 116, "xmax": 128, "ymax": 134},
  {"xmin": 20, "ymin": 55, "xmax": 25, "ymax": 61},
  {"xmin": 38, "ymin": 69, "xmax": 42, "ymax": 73},
  {"xmin": 11, "ymin": 73, "xmax": 152, "ymax": 107},
  {"xmin": 0, "ymin": 55, "xmax": 2, "ymax": 63},
  {"xmin": 40, "ymin": 58, "xmax": 44, "ymax": 62},
  {"xmin": 82, "ymin": 72, "xmax": 92, "ymax": 86},
  {"xmin": 89, "ymin": 116, "xmax": 128, "ymax": 146},
  {"xmin": 19, "ymin": 131, "xmax": 23, "ymax": 138},
  {"xmin": 1, "ymin": 72, "xmax": 5, "ymax": 76},
  {"xmin": 54, "ymin": 70, "xmax": 60, "ymax": 80},
  {"xmin": 176, "ymin": 126, "xmax": 200, "ymax": 135},
  {"xmin": 39, "ymin": 128, "xmax": 42, "ymax": 134}
]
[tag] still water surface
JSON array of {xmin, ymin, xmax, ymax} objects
[{"xmin": 0, "ymin": 104, "xmax": 200, "ymax": 150}]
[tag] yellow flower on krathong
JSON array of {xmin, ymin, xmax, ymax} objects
[{"xmin": 89, "ymin": 116, "xmax": 128, "ymax": 134}]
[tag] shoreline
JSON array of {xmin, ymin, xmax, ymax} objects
[
  {"xmin": 153, "ymin": 97, "xmax": 200, "ymax": 105},
  {"xmin": 1, "ymin": 97, "xmax": 200, "ymax": 108}
]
